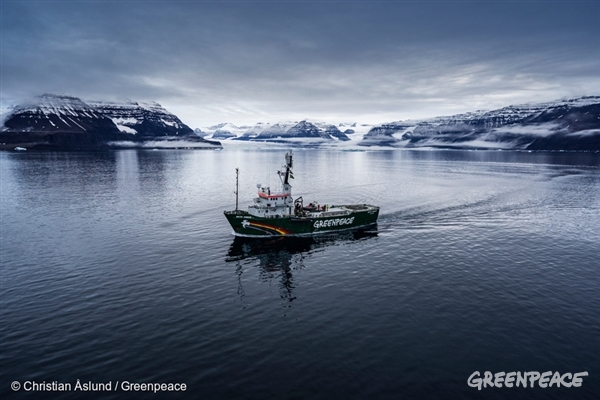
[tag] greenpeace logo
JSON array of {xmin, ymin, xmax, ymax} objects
[
  {"xmin": 313, "ymin": 217, "xmax": 354, "ymax": 229},
  {"xmin": 468, "ymin": 371, "xmax": 588, "ymax": 390}
]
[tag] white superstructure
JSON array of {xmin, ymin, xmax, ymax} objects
[{"xmin": 247, "ymin": 151, "xmax": 295, "ymax": 218}]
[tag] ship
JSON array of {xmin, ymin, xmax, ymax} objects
[{"xmin": 224, "ymin": 151, "xmax": 379, "ymax": 237}]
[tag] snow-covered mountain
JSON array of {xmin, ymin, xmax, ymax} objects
[
  {"xmin": 89, "ymin": 100, "xmax": 194, "ymax": 137},
  {"xmin": 4, "ymin": 94, "xmax": 121, "ymax": 134},
  {"xmin": 3, "ymin": 94, "xmax": 597, "ymax": 151},
  {"xmin": 1, "ymin": 94, "xmax": 221, "ymax": 150},
  {"xmin": 361, "ymin": 96, "xmax": 600, "ymax": 151},
  {"xmin": 198, "ymin": 120, "xmax": 353, "ymax": 143},
  {"xmin": 199, "ymin": 122, "xmax": 251, "ymax": 139}
]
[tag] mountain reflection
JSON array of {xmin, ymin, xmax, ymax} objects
[{"xmin": 226, "ymin": 227, "xmax": 378, "ymax": 302}]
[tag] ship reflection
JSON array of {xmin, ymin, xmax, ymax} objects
[{"xmin": 226, "ymin": 226, "xmax": 378, "ymax": 302}]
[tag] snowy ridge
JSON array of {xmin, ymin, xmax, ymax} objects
[
  {"xmin": 89, "ymin": 100, "xmax": 193, "ymax": 136},
  {"xmin": 198, "ymin": 119, "xmax": 362, "ymax": 142},
  {"xmin": 361, "ymin": 96, "xmax": 600, "ymax": 151},
  {"xmin": 1, "ymin": 94, "xmax": 221, "ymax": 150},
  {"xmin": 13, "ymin": 94, "xmax": 102, "ymax": 120},
  {"xmin": 8, "ymin": 94, "xmax": 106, "ymax": 131},
  {"xmin": 3, "ymin": 94, "xmax": 597, "ymax": 150},
  {"xmin": 3, "ymin": 94, "xmax": 119, "ymax": 135}
]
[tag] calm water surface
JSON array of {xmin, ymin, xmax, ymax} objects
[{"xmin": 1, "ymin": 149, "xmax": 599, "ymax": 399}]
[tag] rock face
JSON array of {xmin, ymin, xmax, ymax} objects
[
  {"xmin": 1, "ymin": 94, "xmax": 221, "ymax": 150},
  {"xmin": 89, "ymin": 100, "xmax": 194, "ymax": 137},
  {"xmin": 361, "ymin": 123, "xmax": 414, "ymax": 146},
  {"xmin": 361, "ymin": 96, "xmax": 600, "ymax": 151},
  {"xmin": 322, "ymin": 124, "xmax": 351, "ymax": 141},
  {"xmin": 1, "ymin": 94, "xmax": 125, "ymax": 149}
]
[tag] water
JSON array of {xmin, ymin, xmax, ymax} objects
[{"xmin": 1, "ymin": 148, "xmax": 599, "ymax": 399}]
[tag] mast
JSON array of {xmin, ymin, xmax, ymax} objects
[
  {"xmin": 235, "ymin": 167, "xmax": 239, "ymax": 211},
  {"xmin": 284, "ymin": 151, "xmax": 293, "ymax": 185}
]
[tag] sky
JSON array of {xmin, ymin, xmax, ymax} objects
[{"xmin": 1, "ymin": 0, "xmax": 599, "ymax": 127}]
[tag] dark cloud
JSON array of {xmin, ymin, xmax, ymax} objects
[{"xmin": 2, "ymin": 1, "xmax": 599, "ymax": 126}]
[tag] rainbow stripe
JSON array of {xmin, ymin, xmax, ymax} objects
[{"xmin": 247, "ymin": 221, "xmax": 291, "ymax": 235}]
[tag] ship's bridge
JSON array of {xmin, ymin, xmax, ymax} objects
[
  {"xmin": 246, "ymin": 151, "xmax": 295, "ymax": 218},
  {"xmin": 245, "ymin": 183, "xmax": 293, "ymax": 218}
]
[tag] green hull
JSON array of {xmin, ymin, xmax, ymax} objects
[{"xmin": 224, "ymin": 205, "xmax": 379, "ymax": 237}]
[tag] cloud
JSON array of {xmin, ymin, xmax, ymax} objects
[
  {"xmin": 491, "ymin": 122, "xmax": 562, "ymax": 138},
  {"xmin": 2, "ymin": 1, "xmax": 599, "ymax": 126}
]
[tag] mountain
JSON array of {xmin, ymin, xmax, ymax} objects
[
  {"xmin": 5, "ymin": 94, "xmax": 597, "ymax": 151},
  {"xmin": 322, "ymin": 124, "xmax": 351, "ymax": 141},
  {"xmin": 200, "ymin": 123, "xmax": 251, "ymax": 139},
  {"xmin": 89, "ymin": 100, "xmax": 194, "ymax": 137},
  {"xmin": 1, "ymin": 94, "xmax": 221, "ymax": 150},
  {"xmin": 199, "ymin": 120, "xmax": 351, "ymax": 143},
  {"xmin": 259, "ymin": 120, "xmax": 323, "ymax": 139},
  {"xmin": 361, "ymin": 96, "xmax": 600, "ymax": 151}
]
